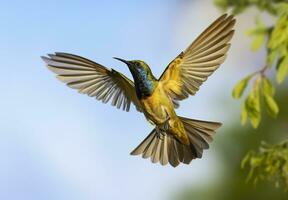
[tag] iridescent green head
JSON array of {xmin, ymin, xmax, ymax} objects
[
  {"xmin": 114, "ymin": 57, "xmax": 157, "ymax": 98},
  {"xmin": 114, "ymin": 58, "xmax": 154, "ymax": 77},
  {"xmin": 114, "ymin": 57, "xmax": 156, "ymax": 80}
]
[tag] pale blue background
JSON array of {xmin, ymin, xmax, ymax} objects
[{"xmin": 0, "ymin": 0, "xmax": 262, "ymax": 199}]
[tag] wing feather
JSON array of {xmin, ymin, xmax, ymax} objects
[
  {"xmin": 42, "ymin": 53, "xmax": 142, "ymax": 112},
  {"xmin": 159, "ymin": 14, "xmax": 235, "ymax": 101}
]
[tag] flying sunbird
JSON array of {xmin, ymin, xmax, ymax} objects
[{"xmin": 42, "ymin": 14, "xmax": 235, "ymax": 167}]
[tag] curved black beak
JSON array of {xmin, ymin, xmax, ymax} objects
[{"xmin": 113, "ymin": 57, "xmax": 130, "ymax": 66}]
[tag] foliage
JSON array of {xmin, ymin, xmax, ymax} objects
[
  {"xmin": 225, "ymin": 1, "xmax": 288, "ymax": 128},
  {"xmin": 215, "ymin": 0, "xmax": 284, "ymax": 15},
  {"xmin": 233, "ymin": 74, "xmax": 279, "ymax": 128},
  {"xmin": 242, "ymin": 141, "xmax": 288, "ymax": 190},
  {"xmin": 214, "ymin": 0, "xmax": 288, "ymax": 192}
]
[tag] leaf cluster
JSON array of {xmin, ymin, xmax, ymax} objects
[
  {"xmin": 217, "ymin": 0, "xmax": 288, "ymax": 128},
  {"xmin": 241, "ymin": 141, "xmax": 288, "ymax": 191},
  {"xmin": 215, "ymin": 0, "xmax": 284, "ymax": 15},
  {"xmin": 233, "ymin": 74, "xmax": 279, "ymax": 128},
  {"xmin": 268, "ymin": 3, "xmax": 288, "ymax": 83},
  {"xmin": 214, "ymin": 0, "xmax": 288, "ymax": 192}
]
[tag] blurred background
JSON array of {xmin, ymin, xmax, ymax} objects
[{"xmin": 0, "ymin": 0, "xmax": 287, "ymax": 200}]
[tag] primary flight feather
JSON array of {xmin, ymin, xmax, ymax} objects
[{"xmin": 42, "ymin": 14, "xmax": 235, "ymax": 167}]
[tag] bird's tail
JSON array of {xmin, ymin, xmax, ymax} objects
[{"xmin": 130, "ymin": 116, "xmax": 222, "ymax": 167}]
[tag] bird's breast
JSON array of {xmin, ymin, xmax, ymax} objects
[
  {"xmin": 140, "ymin": 83, "xmax": 175, "ymax": 125},
  {"xmin": 135, "ymin": 76, "xmax": 155, "ymax": 99}
]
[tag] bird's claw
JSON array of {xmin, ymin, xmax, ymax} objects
[
  {"xmin": 156, "ymin": 116, "xmax": 171, "ymax": 140},
  {"xmin": 156, "ymin": 127, "xmax": 166, "ymax": 140},
  {"xmin": 163, "ymin": 116, "xmax": 170, "ymax": 131},
  {"xmin": 158, "ymin": 131, "xmax": 166, "ymax": 140}
]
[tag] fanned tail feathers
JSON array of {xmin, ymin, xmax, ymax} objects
[{"xmin": 130, "ymin": 117, "xmax": 222, "ymax": 167}]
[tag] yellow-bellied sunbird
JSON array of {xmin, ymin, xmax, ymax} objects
[{"xmin": 42, "ymin": 14, "xmax": 235, "ymax": 167}]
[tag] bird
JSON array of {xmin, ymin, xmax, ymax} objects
[{"xmin": 42, "ymin": 14, "xmax": 235, "ymax": 167}]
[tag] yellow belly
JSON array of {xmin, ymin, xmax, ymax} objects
[
  {"xmin": 140, "ymin": 83, "xmax": 175, "ymax": 125},
  {"xmin": 140, "ymin": 83, "xmax": 189, "ymax": 145}
]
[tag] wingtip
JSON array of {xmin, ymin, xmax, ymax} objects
[
  {"xmin": 220, "ymin": 13, "xmax": 236, "ymax": 21},
  {"xmin": 41, "ymin": 55, "xmax": 50, "ymax": 63},
  {"xmin": 55, "ymin": 52, "xmax": 70, "ymax": 56},
  {"xmin": 47, "ymin": 53, "xmax": 55, "ymax": 57},
  {"xmin": 221, "ymin": 13, "xmax": 228, "ymax": 18},
  {"xmin": 130, "ymin": 149, "xmax": 141, "ymax": 156},
  {"xmin": 215, "ymin": 122, "xmax": 223, "ymax": 129},
  {"xmin": 228, "ymin": 14, "xmax": 236, "ymax": 23}
]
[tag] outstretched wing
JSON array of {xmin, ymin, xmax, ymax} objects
[
  {"xmin": 159, "ymin": 14, "xmax": 235, "ymax": 101},
  {"xmin": 42, "ymin": 52, "xmax": 142, "ymax": 112}
]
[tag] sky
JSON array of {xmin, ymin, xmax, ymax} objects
[{"xmin": 0, "ymin": 0, "xmax": 266, "ymax": 200}]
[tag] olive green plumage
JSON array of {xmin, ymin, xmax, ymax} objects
[{"xmin": 42, "ymin": 14, "xmax": 235, "ymax": 167}]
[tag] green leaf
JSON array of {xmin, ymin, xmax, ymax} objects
[
  {"xmin": 276, "ymin": 3, "xmax": 288, "ymax": 16},
  {"xmin": 276, "ymin": 56, "xmax": 288, "ymax": 84},
  {"xmin": 268, "ymin": 14, "xmax": 288, "ymax": 53},
  {"xmin": 261, "ymin": 76, "xmax": 275, "ymax": 96},
  {"xmin": 232, "ymin": 75, "xmax": 252, "ymax": 99},
  {"xmin": 266, "ymin": 50, "xmax": 277, "ymax": 66},
  {"xmin": 249, "ymin": 109, "xmax": 261, "ymax": 129},
  {"xmin": 241, "ymin": 103, "xmax": 248, "ymax": 125},
  {"xmin": 242, "ymin": 140, "xmax": 288, "ymax": 190},
  {"xmin": 241, "ymin": 152, "xmax": 251, "ymax": 169},
  {"xmin": 245, "ymin": 78, "xmax": 261, "ymax": 128},
  {"xmin": 251, "ymin": 34, "xmax": 265, "ymax": 51},
  {"xmin": 263, "ymin": 94, "xmax": 279, "ymax": 118}
]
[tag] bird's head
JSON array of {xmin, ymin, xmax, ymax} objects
[{"xmin": 113, "ymin": 57, "xmax": 155, "ymax": 81}]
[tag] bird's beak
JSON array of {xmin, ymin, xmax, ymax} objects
[{"xmin": 113, "ymin": 57, "xmax": 130, "ymax": 66}]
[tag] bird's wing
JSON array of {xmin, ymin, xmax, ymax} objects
[
  {"xmin": 159, "ymin": 14, "xmax": 235, "ymax": 101},
  {"xmin": 42, "ymin": 52, "xmax": 142, "ymax": 112}
]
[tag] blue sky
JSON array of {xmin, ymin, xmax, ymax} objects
[{"xmin": 0, "ymin": 1, "xmax": 265, "ymax": 200}]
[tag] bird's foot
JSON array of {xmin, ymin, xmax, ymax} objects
[
  {"xmin": 158, "ymin": 131, "xmax": 166, "ymax": 140},
  {"xmin": 156, "ymin": 127, "xmax": 166, "ymax": 140},
  {"xmin": 163, "ymin": 116, "xmax": 171, "ymax": 131},
  {"xmin": 156, "ymin": 116, "xmax": 171, "ymax": 140}
]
